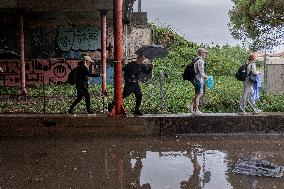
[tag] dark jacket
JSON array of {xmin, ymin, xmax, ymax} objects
[
  {"xmin": 76, "ymin": 62, "xmax": 100, "ymax": 88},
  {"xmin": 123, "ymin": 61, "xmax": 153, "ymax": 83}
]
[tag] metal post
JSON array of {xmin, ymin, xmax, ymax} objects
[
  {"xmin": 263, "ymin": 48, "xmax": 267, "ymax": 93},
  {"xmin": 159, "ymin": 71, "xmax": 164, "ymax": 113},
  {"xmin": 42, "ymin": 74, "xmax": 46, "ymax": 114},
  {"xmin": 123, "ymin": 23, "xmax": 129, "ymax": 64},
  {"xmin": 19, "ymin": 13, "xmax": 27, "ymax": 96},
  {"xmin": 138, "ymin": 0, "xmax": 141, "ymax": 12},
  {"xmin": 111, "ymin": 0, "xmax": 126, "ymax": 116},
  {"xmin": 101, "ymin": 9, "xmax": 108, "ymax": 96}
]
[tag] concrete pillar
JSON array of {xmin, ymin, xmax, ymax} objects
[
  {"xmin": 19, "ymin": 13, "xmax": 27, "ymax": 96},
  {"xmin": 100, "ymin": 9, "xmax": 108, "ymax": 96},
  {"xmin": 111, "ymin": 0, "xmax": 126, "ymax": 116}
]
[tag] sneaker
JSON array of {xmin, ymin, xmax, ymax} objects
[
  {"xmin": 134, "ymin": 110, "xmax": 143, "ymax": 116},
  {"xmin": 187, "ymin": 103, "xmax": 194, "ymax": 113},
  {"xmin": 253, "ymin": 109, "xmax": 262, "ymax": 114},
  {"xmin": 193, "ymin": 110, "xmax": 203, "ymax": 115}
]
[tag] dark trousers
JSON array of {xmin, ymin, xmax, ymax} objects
[
  {"xmin": 69, "ymin": 86, "xmax": 91, "ymax": 113},
  {"xmin": 123, "ymin": 82, "xmax": 142, "ymax": 111}
]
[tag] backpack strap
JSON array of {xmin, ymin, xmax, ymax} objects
[{"xmin": 193, "ymin": 57, "xmax": 200, "ymax": 74}]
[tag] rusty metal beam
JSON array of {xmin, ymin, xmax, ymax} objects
[
  {"xmin": 100, "ymin": 9, "xmax": 108, "ymax": 96},
  {"xmin": 19, "ymin": 13, "xmax": 27, "ymax": 96},
  {"xmin": 111, "ymin": 0, "xmax": 126, "ymax": 116}
]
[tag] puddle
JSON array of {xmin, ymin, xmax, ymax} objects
[{"xmin": 0, "ymin": 135, "xmax": 284, "ymax": 188}]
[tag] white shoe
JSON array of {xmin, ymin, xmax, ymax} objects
[
  {"xmin": 253, "ymin": 109, "xmax": 262, "ymax": 114},
  {"xmin": 193, "ymin": 110, "xmax": 203, "ymax": 115},
  {"xmin": 187, "ymin": 103, "xmax": 194, "ymax": 113}
]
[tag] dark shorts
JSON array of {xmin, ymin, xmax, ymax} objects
[{"xmin": 191, "ymin": 79, "xmax": 203, "ymax": 95}]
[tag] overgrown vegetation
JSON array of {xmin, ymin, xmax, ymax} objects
[{"xmin": 0, "ymin": 25, "xmax": 283, "ymax": 113}]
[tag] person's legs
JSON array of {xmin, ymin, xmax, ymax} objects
[
  {"xmin": 123, "ymin": 83, "xmax": 133, "ymax": 99},
  {"xmin": 192, "ymin": 79, "xmax": 203, "ymax": 113},
  {"xmin": 194, "ymin": 92, "xmax": 203, "ymax": 112},
  {"xmin": 83, "ymin": 88, "xmax": 91, "ymax": 113},
  {"xmin": 133, "ymin": 84, "xmax": 143, "ymax": 113},
  {"xmin": 247, "ymin": 89, "xmax": 259, "ymax": 113},
  {"xmin": 239, "ymin": 80, "xmax": 252, "ymax": 113},
  {"xmin": 68, "ymin": 87, "xmax": 83, "ymax": 113}
]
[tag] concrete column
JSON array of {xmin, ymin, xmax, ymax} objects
[
  {"xmin": 100, "ymin": 9, "xmax": 108, "ymax": 96},
  {"xmin": 111, "ymin": 0, "xmax": 126, "ymax": 116},
  {"xmin": 19, "ymin": 13, "xmax": 27, "ymax": 96}
]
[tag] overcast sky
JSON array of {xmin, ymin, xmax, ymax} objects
[{"xmin": 133, "ymin": 0, "xmax": 239, "ymax": 46}]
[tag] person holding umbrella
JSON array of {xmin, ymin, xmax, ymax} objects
[
  {"xmin": 108, "ymin": 45, "xmax": 168, "ymax": 115},
  {"xmin": 122, "ymin": 54, "xmax": 153, "ymax": 115}
]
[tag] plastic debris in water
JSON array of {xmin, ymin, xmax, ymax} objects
[{"xmin": 233, "ymin": 158, "xmax": 284, "ymax": 178}]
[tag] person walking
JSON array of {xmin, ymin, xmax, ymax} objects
[
  {"xmin": 187, "ymin": 48, "xmax": 208, "ymax": 115},
  {"xmin": 239, "ymin": 53, "xmax": 262, "ymax": 114},
  {"xmin": 68, "ymin": 56, "xmax": 101, "ymax": 114},
  {"xmin": 123, "ymin": 54, "xmax": 153, "ymax": 115}
]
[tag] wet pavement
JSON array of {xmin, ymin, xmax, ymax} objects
[{"xmin": 0, "ymin": 134, "xmax": 284, "ymax": 189}]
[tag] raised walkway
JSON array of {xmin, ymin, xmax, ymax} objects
[{"xmin": 0, "ymin": 112, "xmax": 284, "ymax": 136}]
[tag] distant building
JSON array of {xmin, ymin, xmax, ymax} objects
[{"xmin": 266, "ymin": 57, "xmax": 284, "ymax": 94}]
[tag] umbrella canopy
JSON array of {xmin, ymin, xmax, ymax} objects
[{"xmin": 135, "ymin": 45, "xmax": 168, "ymax": 60}]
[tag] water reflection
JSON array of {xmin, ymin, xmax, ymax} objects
[{"xmin": 0, "ymin": 135, "xmax": 284, "ymax": 188}]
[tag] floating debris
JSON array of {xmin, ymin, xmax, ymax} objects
[{"xmin": 233, "ymin": 158, "xmax": 284, "ymax": 178}]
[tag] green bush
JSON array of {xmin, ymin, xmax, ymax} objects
[{"xmin": 0, "ymin": 24, "xmax": 283, "ymax": 113}]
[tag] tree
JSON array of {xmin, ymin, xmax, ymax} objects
[{"xmin": 229, "ymin": 0, "xmax": 284, "ymax": 50}]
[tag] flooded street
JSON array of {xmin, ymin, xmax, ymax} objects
[{"xmin": 0, "ymin": 134, "xmax": 284, "ymax": 189}]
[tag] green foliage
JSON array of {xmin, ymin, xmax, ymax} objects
[
  {"xmin": 229, "ymin": 0, "xmax": 284, "ymax": 50},
  {"xmin": 0, "ymin": 24, "xmax": 284, "ymax": 113}
]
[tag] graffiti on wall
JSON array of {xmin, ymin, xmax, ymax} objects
[
  {"xmin": 31, "ymin": 27, "xmax": 52, "ymax": 58},
  {"xmin": 0, "ymin": 59, "xmax": 78, "ymax": 86},
  {"xmin": 57, "ymin": 26, "xmax": 101, "ymax": 52},
  {"xmin": 0, "ymin": 59, "xmax": 117, "ymax": 86}
]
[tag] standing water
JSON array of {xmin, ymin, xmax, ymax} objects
[{"xmin": 0, "ymin": 134, "xmax": 283, "ymax": 188}]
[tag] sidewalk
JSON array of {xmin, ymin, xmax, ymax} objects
[{"xmin": 0, "ymin": 112, "xmax": 284, "ymax": 136}]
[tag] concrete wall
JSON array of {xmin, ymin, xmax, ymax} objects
[
  {"xmin": 0, "ymin": 10, "xmax": 151, "ymax": 86},
  {"xmin": 267, "ymin": 57, "xmax": 284, "ymax": 94}
]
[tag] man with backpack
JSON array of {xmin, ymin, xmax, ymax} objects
[
  {"xmin": 68, "ymin": 56, "xmax": 102, "ymax": 114},
  {"xmin": 187, "ymin": 48, "xmax": 208, "ymax": 115}
]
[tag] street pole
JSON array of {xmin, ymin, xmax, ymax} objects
[
  {"xmin": 111, "ymin": 0, "xmax": 126, "ymax": 116},
  {"xmin": 100, "ymin": 9, "xmax": 108, "ymax": 97},
  {"xmin": 19, "ymin": 13, "xmax": 27, "ymax": 96}
]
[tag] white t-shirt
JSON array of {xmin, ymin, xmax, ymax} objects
[{"xmin": 194, "ymin": 56, "xmax": 207, "ymax": 82}]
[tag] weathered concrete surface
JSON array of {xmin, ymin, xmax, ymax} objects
[{"xmin": 0, "ymin": 112, "xmax": 284, "ymax": 136}]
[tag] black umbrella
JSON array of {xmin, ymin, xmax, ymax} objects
[{"xmin": 135, "ymin": 45, "xmax": 168, "ymax": 60}]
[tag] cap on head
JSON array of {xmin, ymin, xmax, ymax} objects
[
  {"xmin": 248, "ymin": 53, "xmax": 257, "ymax": 61},
  {"xmin": 83, "ymin": 55, "xmax": 94, "ymax": 63},
  {"xmin": 197, "ymin": 48, "xmax": 208, "ymax": 55}
]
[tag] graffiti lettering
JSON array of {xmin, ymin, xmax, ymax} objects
[
  {"xmin": 31, "ymin": 27, "xmax": 51, "ymax": 58},
  {"xmin": 0, "ymin": 59, "xmax": 116, "ymax": 86},
  {"xmin": 57, "ymin": 26, "xmax": 101, "ymax": 52}
]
